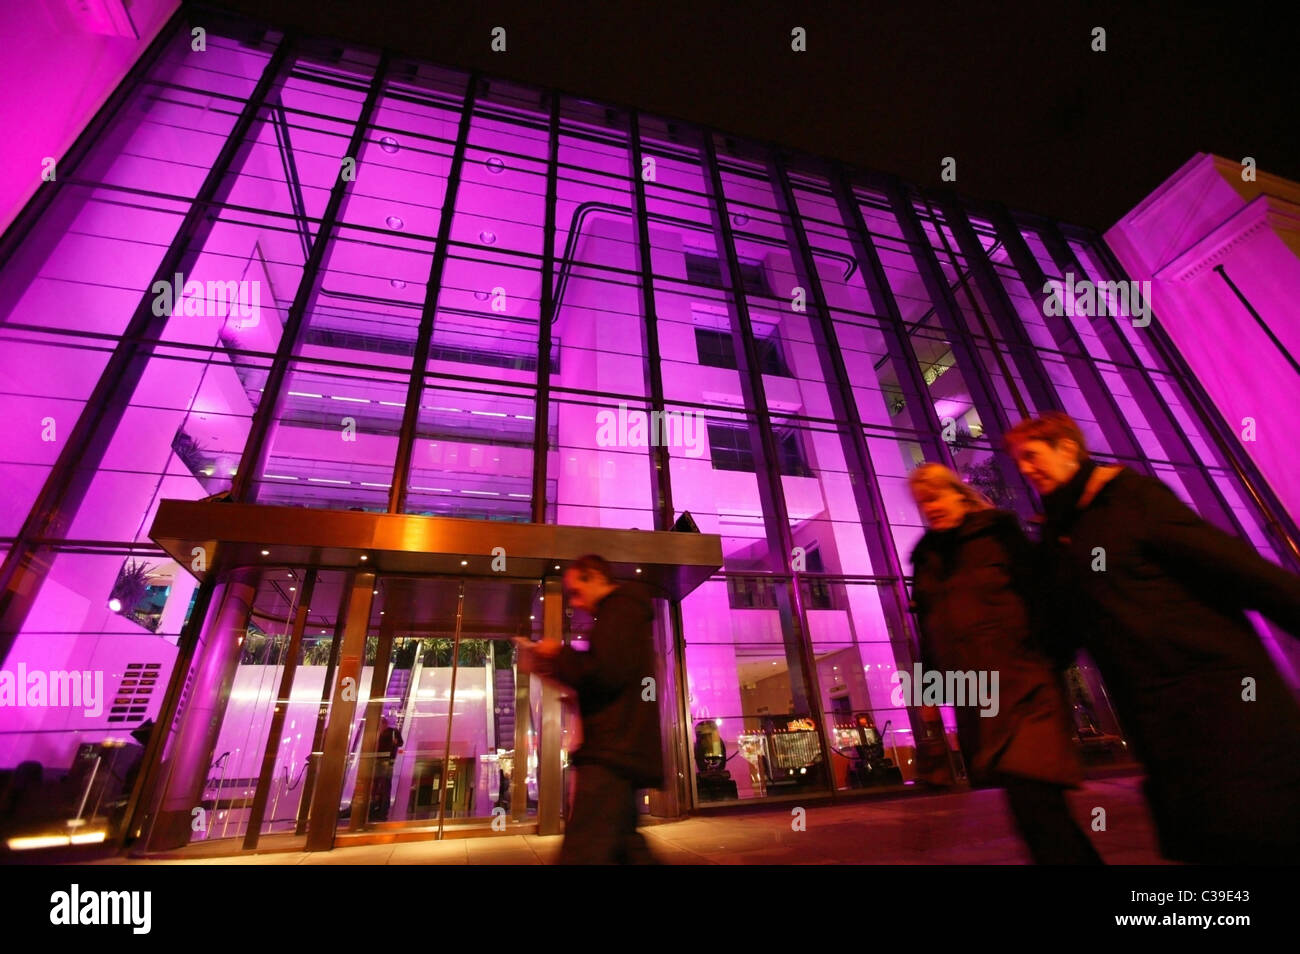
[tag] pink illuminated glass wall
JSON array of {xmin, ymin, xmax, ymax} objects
[{"xmin": 1, "ymin": 12, "xmax": 1294, "ymax": 805}]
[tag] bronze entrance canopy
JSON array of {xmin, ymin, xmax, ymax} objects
[
  {"xmin": 140, "ymin": 500, "xmax": 722, "ymax": 853},
  {"xmin": 149, "ymin": 500, "xmax": 722, "ymax": 600}
]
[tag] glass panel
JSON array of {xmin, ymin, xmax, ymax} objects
[
  {"xmin": 252, "ymin": 360, "xmax": 407, "ymax": 510},
  {"xmin": 680, "ymin": 577, "xmax": 825, "ymax": 802},
  {"xmin": 0, "ymin": 329, "xmax": 112, "ymax": 537},
  {"xmin": 816, "ymin": 581, "xmax": 919, "ymax": 789},
  {"xmin": 668, "ymin": 406, "xmax": 779, "ymax": 570},
  {"xmin": 13, "ymin": 10, "xmax": 1300, "ymax": 836},
  {"xmin": 0, "ymin": 184, "xmax": 190, "ymax": 339},
  {"xmin": 0, "ymin": 547, "xmax": 182, "ymax": 843},
  {"xmin": 194, "ymin": 567, "xmax": 350, "ymax": 846},
  {"xmin": 339, "ymin": 576, "xmax": 541, "ymax": 830},
  {"xmin": 550, "ymin": 394, "xmax": 656, "ymax": 529},
  {"xmin": 77, "ymin": 30, "xmax": 270, "ymax": 198},
  {"xmin": 405, "ymin": 378, "xmax": 536, "ymax": 520},
  {"xmin": 778, "ymin": 419, "xmax": 877, "ymax": 575}
]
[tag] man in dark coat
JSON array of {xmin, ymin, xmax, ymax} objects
[
  {"xmin": 909, "ymin": 463, "xmax": 1101, "ymax": 864},
  {"xmin": 372, "ymin": 718, "xmax": 403, "ymax": 821},
  {"xmin": 515, "ymin": 554, "xmax": 663, "ymax": 864},
  {"xmin": 1006, "ymin": 411, "xmax": 1300, "ymax": 864}
]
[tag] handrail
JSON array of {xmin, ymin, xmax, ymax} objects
[{"xmin": 551, "ymin": 200, "xmax": 859, "ymax": 321}]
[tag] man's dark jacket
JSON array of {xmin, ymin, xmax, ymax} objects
[
  {"xmin": 1041, "ymin": 460, "xmax": 1300, "ymax": 862},
  {"xmin": 545, "ymin": 582, "xmax": 664, "ymax": 789}
]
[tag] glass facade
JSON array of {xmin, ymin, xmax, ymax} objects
[{"xmin": 1, "ymin": 11, "xmax": 1294, "ymax": 851}]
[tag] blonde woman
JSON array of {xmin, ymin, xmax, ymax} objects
[{"xmin": 907, "ymin": 463, "xmax": 1101, "ymax": 864}]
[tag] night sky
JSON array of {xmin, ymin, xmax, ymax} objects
[{"xmin": 211, "ymin": 0, "xmax": 1299, "ymax": 231}]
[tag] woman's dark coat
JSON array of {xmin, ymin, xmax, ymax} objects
[
  {"xmin": 1041, "ymin": 461, "xmax": 1300, "ymax": 863},
  {"xmin": 910, "ymin": 508, "xmax": 1083, "ymax": 788}
]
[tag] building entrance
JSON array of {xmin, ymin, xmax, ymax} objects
[
  {"xmin": 129, "ymin": 500, "xmax": 721, "ymax": 854},
  {"xmin": 331, "ymin": 575, "xmax": 553, "ymax": 840}
]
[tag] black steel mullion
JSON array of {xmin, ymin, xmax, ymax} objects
[
  {"xmin": 230, "ymin": 53, "xmax": 391, "ymax": 503},
  {"xmin": 889, "ymin": 182, "xmax": 1012, "ymax": 434},
  {"xmin": 772, "ymin": 154, "xmax": 928, "ymax": 793},
  {"xmin": 1042, "ymin": 228, "xmax": 1246, "ymax": 530},
  {"xmin": 920, "ymin": 193, "xmax": 1030, "ymax": 421},
  {"xmin": 832, "ymin": 166, "xmax": 953, "ymax": 467},
  {"xmin": 629, "ymin": 111, "xmax": 676, "ymax": 531},
  {"xmin": 702, "ymin": 135, "xmax": 817, "ymax": 724},
  {"xmin": 0, "ymin": 35, "xmax": 297, "ymax": 656},
  {"xmin": 530, "ymin": 92, "xmax": 561, "ymax": 522},
  {"xmin": 387, "ymin": 74, "xmax": 480, "ymax": 514},
  {"xmin": 934, "ymin": 193, "xmax": 1060, "ymax": 415},
  {"xmin": 986, "ymin": 204, "xmax": 1148, "ymax": 470},
  {"xmin": 701, "ymin": 136, "xmax": 796, "ymax": 568},
  {"xmin": 295, "ymin": 572, "xmax": 352, "ymax": 836},
  {"xmin": 769, "ymin": 158, "xmax": 910, "ymax": 570},
  {"xmin": 886, "ymin": 180, "xmax": 1026, "ymax": 500}
]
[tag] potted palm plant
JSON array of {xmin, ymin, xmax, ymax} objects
[{"xmin": 110, "ymin": 559, "xmax": 153, "ymax": 622}]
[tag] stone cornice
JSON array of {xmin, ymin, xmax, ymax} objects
[{"xmin": 1153, "ymin": 194, "xmax": 1300, "ymax": 282}]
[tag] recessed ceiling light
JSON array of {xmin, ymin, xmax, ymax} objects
[
  {"xmin": 386, "ymin": 215, "xmax": 404, "ymax": 230},
  {"xmin": 732, "ymin": 213, "xmax": 749, "ymax": 227},
  {"xmin": 379, "ymin": 136, "xmax": 400, "ymax": 154},
  {"xmin": 473, "ymin": 290, "xmax": 490, "ymax": 301},
  {"xmin": 485, "ymin": 157, "xmax": 505, "ymax": 174},
  {"xmin": 479, "ymin": 230, "xmax": 497, "ymax": 245},
  {"xmin": 391, "ymin": 279, "xmax": 407, "ymax": 288}
]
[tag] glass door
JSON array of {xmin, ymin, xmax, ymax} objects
[
  {"xmin": 337, "ymin": 574, "xmax": 545, "ymax": 835},
  {"xmin": 165, "ymin": 567, "xmax": 353, "ymax": 852}
]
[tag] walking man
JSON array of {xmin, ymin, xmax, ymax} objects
[{"xmin": 515, "ymin": 554, "xmax": 664, "ymax": 864}]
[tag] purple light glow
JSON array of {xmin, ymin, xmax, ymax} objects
[{"xmin": 1, "ymin": 16, "xmax": 1290, "ymax": 838}]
